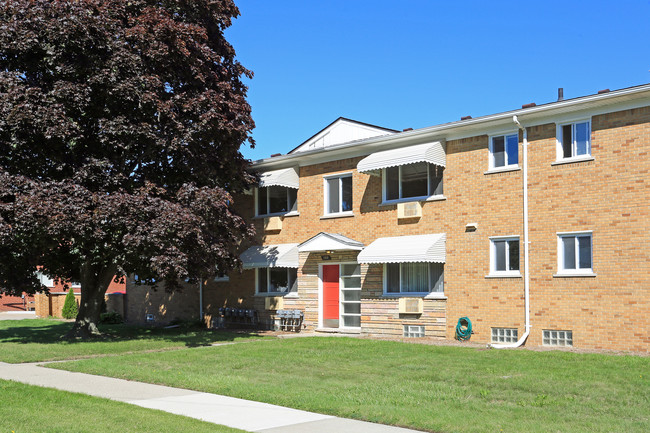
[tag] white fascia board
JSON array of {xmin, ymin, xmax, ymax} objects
[{"xmin": 252, "ymin": 84, "xmax": 650, "ymax": 171}]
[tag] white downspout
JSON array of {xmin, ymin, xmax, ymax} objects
[{"xmin": 490, "ymin": 115, "xmax": 531, "ymax": 348}]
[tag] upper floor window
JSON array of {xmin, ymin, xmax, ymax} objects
[
  {"xmin": 324, "ymin": 174, "xmax": 353, "ymax": 215},
  {"xmin": 489, "ymin": 133, "xmax": 518, "ymax": 169},
  {"xmin": 489, "ymin": 236, "xmax": 520, "ymax": 276},
  {"xmin": 557, "ymin": 120, "xmax": 591, "ymax": 160},
  {"xmin": 383, "ymin": 162, "xmax": 443, "ymax": 203},
  {"xmin": 256, "ymin": 186, "xmax": 297, "ymax": 217},
  {"xmin": 557, "ymin": 232, "xmax": 593, "ymax": 275},
  {"xmin": 384, "ymin": 262, "xmax": 444, "ymax": 295}
]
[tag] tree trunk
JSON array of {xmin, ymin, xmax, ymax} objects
[{"xmin": 64, "ymin": 263, "xmax": 117, "ymax": 340}]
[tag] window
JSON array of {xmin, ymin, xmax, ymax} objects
[
  {"xmin": 543, "ymin": 330, "xmax": 573, "ymax": 347},
  {"xmin": 557, "ymin": 232, "xmax": 592, "ymax": 274},
  {"xmin": 557, "ymin": 121, "xmax": 590, "ymax": 160},
  {"xmin": 385, "ymin": 262, "xmax": 444, "ymax": 295},
  {"xmin": 256, "ymin": 186, "xmax": 297, "ymax": 217},
  {"xmin": 214, "ymin": 273, "xmax": 229, "ymax": 282},
  {"xmin": 490, "ymin": 237, "xmax": 520, "ymax": 276},
  {"xmin": 324, "ymin": 174, "xmax": 353, "ymax": 215},
  {"xmin": 383, "ymin": 162, "xmax": 443, "ymax": 202},
  {"xmin": 403, "ymin": 325, "xmax": 425, "ymax": 338},
  {"xmin": 491, "ymin": 328, "xmax": 518, "ymax": 343},
  {"xmin": 489, "ymin": 133, "xmax": 518, "ymax": 169},
  {"xmin": 340, "ymin": 264, "xmax": 361, "ymax": 328},
  {"xmin": 256, "ymin": 268, "xmax": 297, "ymax": 294}
]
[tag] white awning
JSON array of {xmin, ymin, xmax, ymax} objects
[
  {"xmin": 240, "ymin": 244, "xmax": 299, "ymax": 268},
  {"xmin": 356, "ymin": 142, "xmax": 446, "ymax": 173},
  {"xmin": 258, "ymin": 167, "xmax": 299, "ymax": 189},
  {"xmin": 357, "ymin": 234, "xmax": 446, "ymax": 264},
  {"xmin": 299, "ymin": 232, "xmax": 364, "ymax": 252}
]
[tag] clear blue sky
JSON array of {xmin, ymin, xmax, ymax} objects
[{"xmin": 226, "ymin": 0, "xmax": 650, "ymax": 161}]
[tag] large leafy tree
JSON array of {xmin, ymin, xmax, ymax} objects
[{"xmin": 0, "ymin": 0, "xmax": 256, "ymax": 337}]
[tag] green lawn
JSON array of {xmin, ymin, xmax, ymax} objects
[
  {"xmin": 0, "ymin": 379, "xmax": 244, "ymax": 433},
  {"xmin": 50, "ymin": 337, "xmax": 650, "ymax": 433},
  {"xmin": 0, "ymin": 318, "xmax": 262, "ymax": 363}
]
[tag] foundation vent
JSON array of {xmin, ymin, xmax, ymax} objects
[{"xmin": 399, "ymin": 298, "xmax": 423, "ymax": 314}]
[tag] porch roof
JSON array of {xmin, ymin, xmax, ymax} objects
[
  {"xmin": 298, "ymin": 232, "xmax": 364, "ymax": 252},
  {"xmin": 240, "ymin": 243, "xmax": 299, "ymax": 268},
  {"xmin": 258, "ymin": 167, "xmax": 299, "ymax": 189},
  {"xmin": 356, "ymin": 141, "xmax": 446, "ymax": 174},
  {"xmin": 357, "ymin": 233, "xmax": 446, "ymax": 264}
]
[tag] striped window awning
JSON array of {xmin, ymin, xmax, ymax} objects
[
  {"xmin": 258, "ymin": 167, "xmax": 299, "ymax": 189},
  {"xmin": 356, "ymin": 142, "xmax": 446, "ymax": 174},
  {"xmin": 357, "ymin": 233, "xmax": 446, "ymax": 264},
  {"xmin": 240, "ymin": 244, "xmax": 299, "ymax": 268}
]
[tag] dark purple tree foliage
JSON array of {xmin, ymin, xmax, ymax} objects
[{"xmin": 0, "ymin": 0, "xmax": 256, "ymax": 338}]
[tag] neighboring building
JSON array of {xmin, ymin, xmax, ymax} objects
[{"xmin": 136, "ymin": 85, "xmax": 650, "ymax": 353}]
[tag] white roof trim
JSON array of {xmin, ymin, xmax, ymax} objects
[
  {"xmin": 299, "ymin": 232, "xmax": 364, "ymax": 252},
  {"xmin": 357, "ymin": 141, "xmax": 446, "ymax": 173},
  {"xmin": 259, "ymin": 167, "xmax": 299, "ymax": 189},
  {"xmin": 240, "ymin": 244, "xmax": 299, "ymax": 268},
  {"xmin": 357, "ymin": 234, "xmax": 446, "ymax": 264}
]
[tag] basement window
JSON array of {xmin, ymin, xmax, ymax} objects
[
  {"xmin": 491, "ymin": 327, "xmax": 518, "ymax": 343},
  {"xmin": 543, "ymin": 330, "xmax": 573, "ymax": 347},
  {"xmin": 403, "ymin": 325, "xmax": 425, "ymax": 338}
]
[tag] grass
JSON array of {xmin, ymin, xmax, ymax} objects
[
  {"xmin": 50, "ymin": 337, "xmax": 650, "ymax": 433},
  {"xmin": 0, "ymin": 318, "xmax": 262, "ymax": 363},
  {"xmin": 0, "ymin": 379, "xmax": 244, "ymax": 433}
]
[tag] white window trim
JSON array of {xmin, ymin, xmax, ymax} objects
[
  {"xmin": 381, "ymin": 164, "xmax": 443, "ymax": 205},
  {"xmin": 254, "ymin": 268, "xmax": 297, "ymax": 295},
  {"xmin": 488, "ymin": 236, "xmax": 522, "ymax": 277},
  {"xmin": 555, "ymin": 119, "xmax": 592, "ymax": 162},
  {"xmin": 488, "ymin": 132, "xmax": 519, "ymax": 171},
  {"xmin": 254, "ymin": 187, "xmax": 297, "ymax": 218},
  {"xmin": 556, "ymin": 231, "xmax": 595, "ymax": 276},
  {"xmin": 323, "ymin": 172, "xmax": 353, "ymax": 216},
  {"xmin": 382, "ymin": 263, "xmax": 444, "ymax": 297}
]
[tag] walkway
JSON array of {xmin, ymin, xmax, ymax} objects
[{"xmin": 0, "ymin": 361, "xmax": 422, "ymax": 433}]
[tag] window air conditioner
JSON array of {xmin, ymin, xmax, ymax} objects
[
  {"xmin": 264, "ymin": 216, "xmax": 282, "ymax": 231},
  {"xmin": 397, "ymin": 201, "xmax": 422, "ymax": 219},
  {"xmin": 398, "ymin": 298, "xmax": 423, "ymax": 314},
  {"xmin": 265, "ymin": 296, "xmax": 283, "ymax": 310}
]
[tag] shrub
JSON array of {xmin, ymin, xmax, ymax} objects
[
  {"xmin": 61, "ymin": 289, "xmax": 78, "ymax": 319},
  {"xmin": 99, "ymin": 312, "xmax": 123, "ymax": 324}
]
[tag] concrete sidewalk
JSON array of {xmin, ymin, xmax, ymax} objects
[{"xmin": 0, "ymin": 361, "xmax": 422, "ymax": 433}]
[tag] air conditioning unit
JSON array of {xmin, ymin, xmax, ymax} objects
[
  {"xmin": 399, "ymin": 298, "xmax": 423, "ymax": 314},
  {"xmin": 265, "ymin": 296, "xmax": 283, "ymax": 310},
  {"xmin": 397, "ymin": 201, "xmax": 422, "ymax": 219},
  {"xmin": 264, "ymin": 216, "xmax": 282, "ymax": 231}
]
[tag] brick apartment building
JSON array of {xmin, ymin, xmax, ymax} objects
[{"xmin": 132, "ymin": 84, "xmax": 650, "ymax": 352}]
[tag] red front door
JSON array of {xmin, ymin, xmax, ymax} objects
[{"xmin": 322, "ymin": 265, "xmax": 340, "ymax": 328}]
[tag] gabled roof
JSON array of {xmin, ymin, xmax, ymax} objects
[
  {"xmin": 299, "ymin": 232, "xmax": 364, "ymax": 252},
  {"xmin": 289, "ymin": 117, "xmax": 397, "ymax": 154}
]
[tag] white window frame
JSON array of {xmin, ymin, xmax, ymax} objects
[
  {"xmin": 255, "ymin": 267, "xmax": 297, "ymax": 295},
  {"xmin": 556, "ymin": 231, "xmax": 594, "ymax": 276},
  {"xmin": 383, "ymin": 262, "xmax": 444, "ymax": 297},
  {"xmin": 254, "ymin": 186, "xmax": 298, "ymax": 217},
  {"xmin": 339, "ymin": 262, "xmax": 361, "ymax": 329},
  {"xmin": 489, "ymin": 236, "xmax": 521, "ymax": 277},
  {"xmin": 556, "ymin": 119, "xmax": 592, "ymax": 162},
  {"xmin": 381, "ymin": 163, "xmax": 444, "ymax": 204},
  {"xmin": 488, "ymin": 132, "xmax": 519, "ymax": 170},
  {"xmin": 323, "ymin": 173, "xmax": 353, "ymax": 216}
]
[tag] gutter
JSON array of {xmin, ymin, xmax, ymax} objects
[{"xmin": 490, "ymin": 115, "xmax": 531, "ymax": 349}]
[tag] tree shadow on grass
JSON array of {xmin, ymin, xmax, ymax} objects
[{"xmin": 0, "ymin": 319, "xmax": 262, "ymax": 347}]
